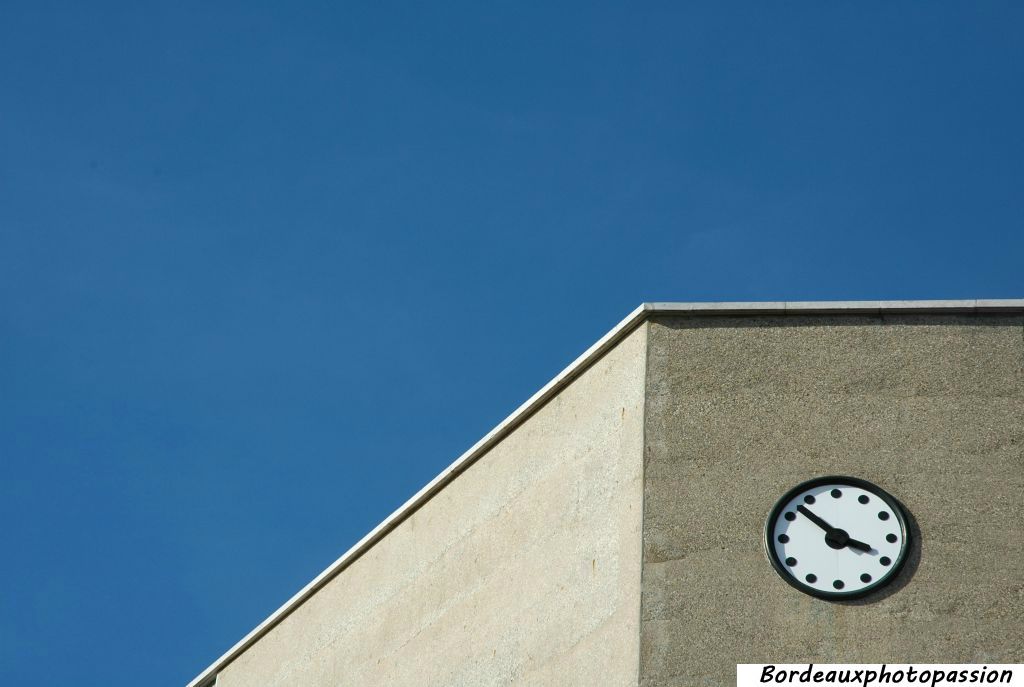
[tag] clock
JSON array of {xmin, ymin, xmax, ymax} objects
[{"xmin": 764, "ymin": 476, "xmax": 911, "ymax": 599}]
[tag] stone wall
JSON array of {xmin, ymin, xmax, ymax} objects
[
  {"xmin": 216, "ymin": 325, "xmax": 648, "ymax": 687},
  {"xmin": 640, "ymin": 314, "xmax": 1024, "ymax": 686}
]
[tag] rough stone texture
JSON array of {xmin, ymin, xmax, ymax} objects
[
  {"xmin": 216, "ymin": 325, "xmax": 648, "ymax": 687},
  {"xmin": 640, "ymin": 314, "xmax": 1024, "ymax": 687}
]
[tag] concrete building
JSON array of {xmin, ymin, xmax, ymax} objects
[{"xmin": 188, "ymin": 301, "xmax": 1024, "ymax": 687}]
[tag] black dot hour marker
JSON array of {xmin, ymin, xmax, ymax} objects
[
  {"xmin": 886, "ymin": 533, "xmax": 897, "ymax": 543},
  {"xmin": 806, "ymin": 574, "xmax": 817, "ymax": 583},
  {"xmin": 778, "ymin": 534, "xmax": 789, "ymax": 543},
  {"xmin": 831, "ymin": 489, "xmax": 842, "ymax": 498},
  {"xmin": 860, "ymin": 573, "xmax": 872, "ymax": 583},
  {"xmin": 785, "ymin": 557, "xmax": 797, "ymax": 566},
  {"xmin": 784, "ymin": 512, "xmax": 796, "ymax": 521},
  {"xmin": 833, "ymin": 580, "xmax": 844, "ymax": 589},
  {"xmin": 858, "ymin": 495, "xmax": 869, "ymax": 504},
  {"xmin": 880, "ymin": 556, "xmax": 892, "ymax": 566},
  {"xmin": 804, "ymin": 494, "xmax": 816, "ymax": 504},
  {"xmin": 878, "ymin": 511, "xmax": 890, "ymax": 521}
]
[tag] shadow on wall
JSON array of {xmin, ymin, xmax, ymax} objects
[{"xmin": 656, "ymin": 314, "xmax": 1021, "ymax": 332}]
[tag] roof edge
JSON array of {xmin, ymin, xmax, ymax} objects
[
  {"xmin": 187, "ymin": 298, "xmax": 1023, "ymax": 687},
  {"xmin": 645, "ymin": 298, "xmax": 1024, "ymax": 315}
]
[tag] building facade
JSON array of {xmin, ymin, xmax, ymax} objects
[{"xmin": 189, "ymin": 301, "xmax": 1024, "ymax": 687}]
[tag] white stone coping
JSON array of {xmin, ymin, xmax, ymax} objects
[
  {"xmin": 186, "ymin": 299, "xmax": 1023, "ymax": 687},
  {"xmin": 645, "ymin": 299, "xmax": 1024, "ymax": 314}
]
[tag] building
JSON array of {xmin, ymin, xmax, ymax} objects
[{"xmin": 188, "ymin": 300, "xmax": 1024, "ymax": 687}]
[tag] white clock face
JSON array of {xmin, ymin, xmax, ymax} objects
[{"xmin": 766, "ymin": 477, "xmax": 910, "ymax": 599}]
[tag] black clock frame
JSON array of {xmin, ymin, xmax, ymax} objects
[{"xmin": 763, "ymin": 475, "xmax": 911, "ymax": 601}]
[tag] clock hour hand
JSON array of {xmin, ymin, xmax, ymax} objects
[
  {"xmin": 796, "ymin": 505, "xmax": 875, "ymax": 553},
  {"xmin": 844, "ymin": 537, "xmax": 873, "ymax": 553},
  {"xmin": 796, "ymin": 504, "xmax": 834, "ymax": 532}
]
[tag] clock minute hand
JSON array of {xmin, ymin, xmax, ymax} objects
[
  {"xmin": 796, "ymin": 504, "xmax": 834, "ymax": 533},
  {"xmin": 797, "ymin": 505, "xmax": 875, "ymax": 553}
]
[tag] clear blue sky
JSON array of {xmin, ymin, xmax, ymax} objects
[{"xmin": 1, "ymin": 3, "xmax": 1021, "ymax": 685}]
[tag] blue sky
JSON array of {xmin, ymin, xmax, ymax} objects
[{"xmin": 1, "ymin": 2, "xmax": 1021, "ymax": 685}]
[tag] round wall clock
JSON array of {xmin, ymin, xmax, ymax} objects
[{"xmin": 764, "ymin": 476, "xmax": 911, "ymax": 600}]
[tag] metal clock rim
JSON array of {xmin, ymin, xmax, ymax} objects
[{"xmin": 763, "ymin": 475, "xmax": 911, "ymax": 601}]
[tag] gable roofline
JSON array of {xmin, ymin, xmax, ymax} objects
[{"xmin": 187, "ymin": 299, "xmax": 1023, "ymax": 687}]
